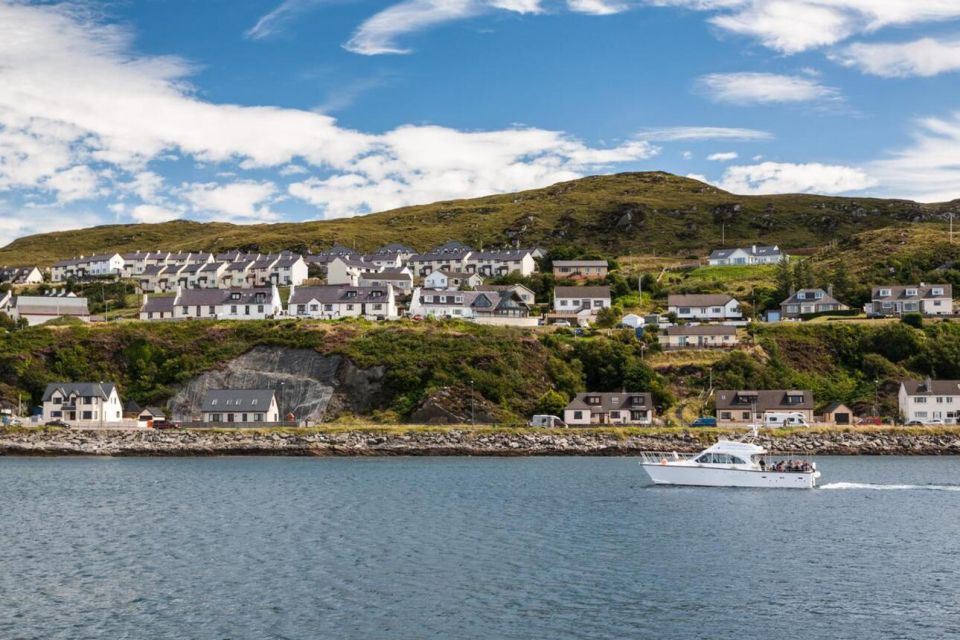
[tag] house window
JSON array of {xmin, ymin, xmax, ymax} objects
[
  {"xmin": 610, "ymin": 411, "xmax": 620, "ymax": 419},
  {"xmin": 573, "ymin": 411, "xmax": 583, "ymax": 420},
  {"xmin": 720, "ymin": 412, "xmax": 731, "ymax": 420},
  {"xmin": 915, "ymin": 397, "xmax": 927, "ymax": 404},
  {"xmin": 209, "ymin": 306, "xmax": 216, "ymax": 314},
  {"xmin": 245, "ymin": 306, "xmax": 251, "ymax": 315},
  {"xmin": 742, "ymin": 411, "xmax": 750, "ymax": 419},
  {"xmin": 560, "ymin": 299, "xmax": 568, "ymax": 306},
  {"xmin": 82, "ymin": 411, "xmax": 93, "ymax": 420},
  {"xmin": 231, "ymin": 305, "xmax": 238, "ymax": 314},
  {"xmin": 257, "ymin": 305, "xmax": 264, "ymax": 313}
]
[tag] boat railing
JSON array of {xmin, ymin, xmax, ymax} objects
[{"xmin": 638, "ymin": 451, "xmax": 698, "ymax": 464}]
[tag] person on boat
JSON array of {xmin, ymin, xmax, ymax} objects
[{"xmin": 759, "ymin": 458, "xmax": 766, "ymax": 471}]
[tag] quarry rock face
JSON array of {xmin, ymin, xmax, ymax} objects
[{"xmin": 167, "ymin": 346, "xmax": 385, "ymax": 423}]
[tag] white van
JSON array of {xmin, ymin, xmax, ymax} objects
[
  {"xmin": 529, "ymin": 415, "xmax": 567, "ymax": 428},
  {"xmin": 764, "ymin": 412, "xmax": 810, "ymax": 428}
]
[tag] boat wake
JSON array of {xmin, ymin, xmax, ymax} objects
[{"xmin": 820, "ymin": 482, "xmax": 960, "ymax": 492}]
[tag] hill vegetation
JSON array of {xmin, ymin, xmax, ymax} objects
[{"xmin": 2, "ymin": 172, "xmax": 957, "ymax": 265}]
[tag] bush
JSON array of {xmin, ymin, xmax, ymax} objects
[{"xmin": 901, "ymin": 312, "xmax": 924, "ymax": 329}]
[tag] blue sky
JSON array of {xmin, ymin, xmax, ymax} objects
[{"xmin": 2, "ymin": 0, "xmax": 960, "ymax": 245}]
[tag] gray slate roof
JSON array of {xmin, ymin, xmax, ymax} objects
[
  {"xmin": 709, "ymin": 245, "xmax": 782, "ymax": 259},
  {"xmin": 901, "ymin": 379, "xmax": 960, "ymax": 396},
  {"xmin": 201, "ymin": 389, "xmax": 276, "ymax": 412},
  {"xmin": 565, "ymin": 392, "xmax": 652, "ymax": 412},
  {"xmin": 715, "ymin": 389, "xmax": 814, "ymax": 411},
  {"xmin": 43, "ymin": 382, "xmax": 117, "ymax": 402},
  {"xmin": 872, "ymin": 284, "xmax": 953, "ymax": 301},
  {"xmin": 141, "ymin": 296, "xmax": 175, "ymax": 314},
  {"xmin": 290, "ymin": 285, "xmax": 390, "ymax": 305},
  {"xmin": 780, "ymin": 288, "xmax": 846, "ymax": 307},
  {"xmin": 554, "ymin": 286, "xmax": 611, "ymax": 299}
]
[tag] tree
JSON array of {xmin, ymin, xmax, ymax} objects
[
  {"xmin": 534, "ymin": 390, "xmax": 568, "ymax": 416},
  {"xmin": 901, "ymin": 312, "xmax": 924, "ymax": 329},
  {"xmin": 594, "ymin": 304, "xmax": 622, "ymax": 328},
  {"xmin": 774, "ymin": 256, "xmax": 793, "ymax": 299}
]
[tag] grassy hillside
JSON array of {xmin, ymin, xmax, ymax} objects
[
  {"xmin": 1, "ymin": 317, "xmax": 958, "ymax": 424},
  {"xmin": 1, "ymin": 172, "xmax": 955, "ymax": 266}
]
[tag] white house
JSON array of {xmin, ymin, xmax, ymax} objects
[
  {"xmin": 708, "ymin": 245, "xmax": 785, "ymax": 266},
  {"xmin": 288, "ymin": 284, "xmax": 397, "ymax": 320},
  {"xmin": 408, "ymin": 242, "xmax": 473, "ymax": 277},
  {"xmin": 201, "ymin": 389, "xmax": 280, "ymax": 424},
  {"xmin": 85, "ymin": 253, "xmax": 126, "ymax": 277},
  {"xmin": 222, "ymin": 261, "xmax": 254, "ymax": 288},
  {"xmin": 869, "ymin": 284, "xmax": 953, "ymax": 317},
  {"xmin": 214, "ymin": 287, "xmax": 282, "ymax": 320},
  {"xmin": 563, "ymin": 392, "xmax": 654, "ymax": 426},
  {"xmin": 423, "ymin": 270, "xmax": 484, "ymax": 290},
  {"xmin": 362, "ymin": 253, "xmax": 404, "ymax": 270},
  {"xmin": 552, "ymin": 286, "xmax": 611, "ymax": 323},
  {"xmin": 667, "ymin": 294, "xmax": 742, "ymax": 321},
  {"xmin": 41, "ymin": 382, "xmax": 124, "ymax": 426},
  {"xmin": 0, "ymin": 266, "xmax": 43, "ymax": 285},
  {"xmin": 408, "ymin": 287, "xmax": 535, "ymax": 326},
  {"xmin": 359, "ymin": 268, "xmax": 414, "ymax": 294},
  {"xmin": 464, "ymin": 249, "xmax": 537, "ymax": 277},
  {"xmin": 899, "ymin": 379, "xmax": 960, "ymax": 425},
  {"xmin": 659, "ymin": 325, "xmax": 739, "ymax": 349},
  {"xmin": 12, "ymin": 295, "xmax": 90, "ymax": 326},
  {"xmin": 326, "ymin": 257, "xmax": 378, "ymax": 286},
  {"xmin": 270, "ymin": 254, "xmax": 308, "ymax": 286},
  {"xmin": 138, "ymin": 286, "xmax": 281, "ymax": 321}
]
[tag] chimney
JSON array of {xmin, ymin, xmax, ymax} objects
[
  {"xmin": 827, "ymin": 284, "xmax": 834, "ymax": 296},
  {"xmin": 751, "ymin": 244, "xmax": 757, "ymax": 254},
  {"xmin": 925, "ymin": 376, "xmax": 934, "ymax": 393}
]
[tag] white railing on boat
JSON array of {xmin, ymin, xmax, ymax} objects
[{"xmin": 638, "ymin": 451, "xmax": 698, "ymax": 464}]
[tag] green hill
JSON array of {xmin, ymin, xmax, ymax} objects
[{"xmin": 1, "ymin": 172, "xmax": 955, "ymax": 265}]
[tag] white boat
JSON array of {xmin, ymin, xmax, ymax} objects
[{"xmin": 639, "ymin": 434, "xmax": 820, "ymax": 489}]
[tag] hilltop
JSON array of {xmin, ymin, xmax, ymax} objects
[{"xmin": 1, "ymin": 172, "xmax": 957, "ymax": 265}]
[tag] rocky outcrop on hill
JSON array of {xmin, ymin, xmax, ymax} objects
[
  {"xmin": 3, "ymin": 428, "xmax": 960, "ymax": 457},
  {"xmin": 166, "ymin": 347, "xmax": 385, "ymax": 422}
]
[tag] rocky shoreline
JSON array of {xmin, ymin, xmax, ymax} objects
[{"xmin": 2, "ymin": 427, "xmax": 960, "ymax": 456}]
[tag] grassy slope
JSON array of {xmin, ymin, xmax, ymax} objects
[{"xmin": 1, "ymin": 172, "xmax": 954, "ymax": 266}]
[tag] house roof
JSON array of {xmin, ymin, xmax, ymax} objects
[
  {"xmin": 201, "ymin": 389, "xmax": 276, "ymax": 412},
  {"xmin": 181, "ymin": 288, "xmax": 274, "ymax": 306},
  {"xmin": 668, "ymin": 294, "xmax": 736, "ymax": 307},
  {"xmin": 141, "ymin": 296, "xmax": 176, "ymax": 314},
  {"xmin": 42, "ymin": 382, "xmax": 117, "ymax": 402},
  {"xmin": 290, "ymin": 285, "xmax": 391, "ymax": 305},
  {"xmin": 554, "ymin": 286, "xmax": 611, "ymax": 299},
  {"xmin": 821, "ymin": 402, "xmax": 851, "ymax": 413},
  {"xmin": 565, "ymin": 392, "xmax": 653, "ymax": 412},
  {"xmin": 872, "ymin": 284, "xmax": 953, "ymax": 301},
  {"xmin": 140, "ymin": 406, "xmax": 167, "ymax": 418},
  {"xmin": 360, "ymin": 269, "xmax": 412, "ymax": 282},
  {"xmin": 715, "ymin": 389, "xmax": 814, "ymax": 411},
  {"xmin": 709, "ymin": 245, "xmax": 782, "ymax": 259},
  {"xmin": 15, "ymin": 296, "xmax": 89, "ymax": 316},
  {"xmin": 901, "ymin": 379, "xmax": 960, "ymax": 396},
  {"xmin": 476, "ymin": 284, "xmax": 535, "ymax": 297},
  {"xmin": 375, "ymin": 243, "xmax": 415, "ymax": 254},
  {"xmin": 433, "ymin": 270, "xmax": 476, "ymax": 279},
  {"xmin": 469, "ymin": 249, "xmax": 532, "ymax": 261},
  {"xmin": 410, "ymin": 250, "xmax": 471, "ymax": 262},
  {"xmin": 663, "ymin": 325, "xmax": 737, "ymax": 336},
  {"xmin": 780, "ymin": 288, "xmax": 846, "ymax": 307},
  {"xmin": 553, "ymin": 260, "xmax": 608, "ymax": 268}
]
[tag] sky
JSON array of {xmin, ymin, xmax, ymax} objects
[{"xmin": 2, "ymin": 0, "xmax": 960, "ymax": 246}]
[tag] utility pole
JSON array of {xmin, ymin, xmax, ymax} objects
[
  {"xmin": 721, "ymin": 223, "xmax": 725, "ymax": 247},
  {"xmin": 470, "ymin": 379, "xmax": 475, "ymax": 426}
]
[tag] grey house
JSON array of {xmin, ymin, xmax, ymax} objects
[{"xmin": 201, "ymin": 389, "xmax": 280, "ymax": 424}]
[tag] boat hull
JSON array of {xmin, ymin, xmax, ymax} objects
[{"xmin": 641, "ymin": 463, "xmax": 818, "ymax": 489}]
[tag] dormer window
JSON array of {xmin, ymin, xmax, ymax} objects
[
  {"xmin": 933, "ymin": 288, "xmax": 944, "ymax": 296},
  {"xmin": 211, "ymin": 399, "xmax": 218, "ymax": 406},
  {"xmin": 906, "ymin": 288, "xmax": 918, "ymax": 297},
  {"xmin": 231, "ymin": 293, "xmax": 241, "ymax": 300},
  {"xmin": 587, "ymin": 396, "xmax": 601, "ymax": 405},
  {"xmin": 879, "ymin": 288, "xmax": 892, "ymax": 297}
]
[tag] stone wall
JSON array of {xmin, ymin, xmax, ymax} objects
[{"xmin": 2, "ymin": 427, "xmax": 960, "ymax": 456}]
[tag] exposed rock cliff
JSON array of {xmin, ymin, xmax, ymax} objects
[{"xmin": 167, "ymin": 346, "xmax": 385, "ymax": 422}]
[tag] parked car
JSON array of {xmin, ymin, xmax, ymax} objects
[
  {"xmin": 529, "ymin": 414, "xmax": 567, "ymax": 428},
  {"xmin": 690, "ymin": 416, "xmax": 717, "ymax": 428},
  {"xmin": 153, "ymin": 420, "xmax": 181, "ymax": 430},
  {"xmin": 553, "ymin": 320, "xmax": 572, "ymax": 327},
  {"xmin": 44, "ymin": 419, "xmax": 70, "ymax": 428}
]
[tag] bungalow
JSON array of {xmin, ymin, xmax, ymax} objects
[
  {"xmin": 0, "ymin": 266, "xmax": 43, "ymax": 285},
  {"xmin": 659, "ymin": 325, "xmax": 738, "ymax": 349},
  {"xmin": 714, "ymin": 389, "xmax": 815, "ymax": 426},
  {"xmin": 139, "ymin": 294, "xmax": 176, "ymax": 320},
  {"xmin": 138, "ymin": 286, "xmax": 282, "ymax": 321},
  {"xmin": 12, "ymin": 295, "xmax": 90, "ymax": 326},
  {"xmin": 201, "ymin": 389, "xmax": 280, "ymax": 424},
  {"xmin": 326, "ymin": 257, "xmax": 378, "ymax": 286},
  {"xmin": 667, "ymin": 294, "xmax": 742, "ymax": 321},
  {"xmin": 41, "ymin": 382, "xmax": 123, "ymax": 426},
  {"xmin": 563, "ymin": 392, "xmax": 654, "ymax": 426},
  {"xmin": 708, "ymin": 245, "xmax": 785, "ymax": 266},
  {"xmin": 409, "ymin": 287, "xmax": 533, "ymax": 325},
  {"xmin": 423, "ymin": 270, "xmax": 484, "ymax": 290},
  {"xmin": 464, "ymin": 249, "xmax": 537, "ymax": 277},
  {"xmin": 137, "ymin": 406, "xmax": 167, "ymax": 428},
  {"xmin": 868, "ymin": 284, "xmax": 953, "ymax": 317},
  {"xmin": 552, "ymin": 260, "xmax": 608, "ymax": 280},
  {"xmin": 288, "ymin": 284, "xmax": 397, "ymax": 320},
  {"xmin": 359, "ymin": 268, "xmax": 414, "ymax": 294},
  {"xmin": 899, "ymin": 378, "xmax": 960, "ymax": 425},
  {"xmin": 780, "ymin": 287, "xmax": 849, "ymax": 319},
  {"xmin": 552, "ymin": 286, "xmax": 611, "ymax": 323}
]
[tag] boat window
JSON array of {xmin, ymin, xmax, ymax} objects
[{"xmin": 697, "ymin": 453, "xmax": 745, "ymax": 464}]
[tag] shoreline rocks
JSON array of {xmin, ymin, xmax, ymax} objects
[{"xmin": 2, "ymin": 428, "xmax": 960, "ymax": 457}]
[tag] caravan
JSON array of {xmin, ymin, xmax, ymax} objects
[{"xmin": 763, "ymin": 412, "xmax": 810, "ymax": 428}]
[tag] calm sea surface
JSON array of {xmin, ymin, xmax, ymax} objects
[{"xmin": 2, "ymin": 456, "xmax": 960, "ymax": 640}]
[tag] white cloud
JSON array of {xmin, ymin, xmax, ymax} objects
[
  {"xmin": 131, "ymin": 204, "xmax": 183, "ymax": 223},
  {"xmin": 246, "ymin": 0, "xmax": 332, "ymax": 40},
  {"xmin": 653, "ymin": 1, "xmax": 960, "ymax": 54},
  {"xmin": 182, "ymin": 181, "xmax": 280, "ymax": 221},
  {"xmin": 567, "ymin": 0, "xmax": 627, "ymax": 15},
  {"xmin": 870, "ymin": 111, "xmax": 960, "ymax": 202},
  {"xmin": 681, "ymin": 151, "xmax": 693, "ymax": 160},
  {"xmin": 636, "ymin": 126, "xmax": 773, "ymax": 141},
  {"xmin": 707, "ymin": 151, "xmax": 738, "ymax": 161},
  {"xmin": 835, "ymin": 37, "xmax": 960, "ymax": 78},
  {"xmin": 696, "ymin": 72, "xmax": 839, "ymax": 104},
  {"xmin": 713, "ymin": 161, "xmax": 877, "ymax": 195},
  {"xmin": 45, "ymin": 166, "xmax": 101, "ymax": 203},
  {"xmin": 345, "ymin": 0, "xmax": 483, "ymax": 55}
]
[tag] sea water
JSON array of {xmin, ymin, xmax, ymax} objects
[{"xmin": 1, "ymin": 456, "xmax": 959, "ymax": 640}]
